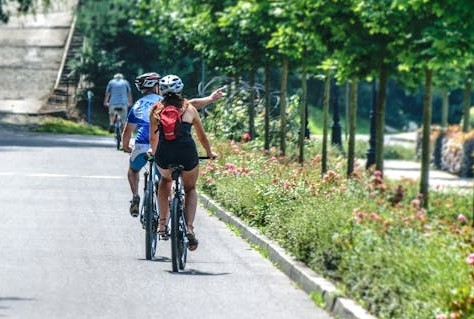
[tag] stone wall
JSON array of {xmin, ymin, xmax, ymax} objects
[{"xmin": 0, "ymin": 0, "xmax": 77, "ymax": 114}]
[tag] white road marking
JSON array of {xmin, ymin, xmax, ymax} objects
[{"xmin": 0, "ymin": 172, "xmax": 122, "ymax": 179}]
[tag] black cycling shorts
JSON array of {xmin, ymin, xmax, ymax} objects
[{"xmin": 155, "ymin": 139, "xmax": 199, "ymax": 171}]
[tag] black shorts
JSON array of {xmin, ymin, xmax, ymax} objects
[{"xmin": 155, "ymin": 139, "xmax": 199, "ymax": 171}]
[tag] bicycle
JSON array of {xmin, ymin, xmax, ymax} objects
[
  {"xmin": 139, "ymin": 154, "xmax": 160, "ymax": 260},
  {"xmin": 112, "ymin": 107, "xmax": 124, "ymax": 150},
  {"xmin": 168, "ymin": 156, "xmax": 209, "ymax": 272}
]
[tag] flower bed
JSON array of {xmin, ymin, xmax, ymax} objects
[{"xmin": 200, "ymin": 138, "xmax": 474, "ymax": 319}]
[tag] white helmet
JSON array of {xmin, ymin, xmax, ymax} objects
[{"xmin": 159, "ymin": 75, "xmax": 184, "ymax": 95}]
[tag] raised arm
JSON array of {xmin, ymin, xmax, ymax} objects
[
  {"xmin": 190, "ymin": 105, "xmax": 217, "ymax": 159},
  {"xmin": 188, "ymin": 86, "xmax": 225, "ymax": 110}
]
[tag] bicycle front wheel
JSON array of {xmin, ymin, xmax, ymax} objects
[{"xmin": 144, "ymin": 177, "xmax": 157, "ymax": 260}]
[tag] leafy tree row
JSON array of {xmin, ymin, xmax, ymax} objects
[
  {"xmin": 3, "ymin": 0, "xmax": 474, "ymax": 207},
  {"xmin": 130, "ymin": 0, "xmax": 474, "ymax": 208}
]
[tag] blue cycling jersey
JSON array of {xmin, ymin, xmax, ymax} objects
[{"xmin": 126, "ymin": 93, "xmax": 163, "ymax": 145}]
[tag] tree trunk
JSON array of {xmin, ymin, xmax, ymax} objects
[
  {"xmin": 347, "ymin": 79, "xmax": 358, "ymax": 177},
  {"xmin": 420, "ymin": 67, "xmax": 433, "ymax": 208},
  {"xmin": 248, "ymin": 68, "xmax": 256, "ymax": 139},
  {"xmin": 345, "ymin": 82, "xmax": 350, "ymax": 141},
  {"xmin": 366, "ymin": 79, "xmax": 377, "ymax": 169},
  {"xmin": 441, "ymin": 90, "xmax": 449, "ymax": 128},
  {"xmin": 298, "ymin": 56, "xmax": 307, "ymax": 164},
  {"xmin": 322, "ymin": 71, "xmax": 331, "ymax": 175},
  {"xmin": 375, "ymin": 64, "xmax": 388, "ymax": 173},
  {"xmin": 264, "ymin": 63, "xmax": 270, "ymax": 150},
  {"xmin": 279, "ymin": 57, "xmax": 288, "ymax": 156},
  {"xmin": 331, "ymin": 79, "xmax": 342, "ymax": 148},
  {"xmin": 463, "ymin": 77, "xmax": 471, "ymax": 133}
]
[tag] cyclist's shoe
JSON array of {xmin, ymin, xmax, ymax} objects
[
  {"xmin": 129, "ymin": 195, "xmax": 140, "ymax": 217},
  {"xmin": 108, "ymin": 125, "xmax": 114, "ymax": 133},
  {"xmin": 186, "ymin": 232, "xmax": 199, "ymax": 251}
]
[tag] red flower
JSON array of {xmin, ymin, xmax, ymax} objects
[{"xmin": 242, "ymin": 132, "xmax": 251, "ymax": 142}]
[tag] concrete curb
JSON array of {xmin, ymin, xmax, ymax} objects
[
  {"xmin": 388, "ymin": 136, "xmax": 416, "ymax": 143},
  {"xmin": 198, "ymin": 193, "xmax": 377, "ymax": 319}
]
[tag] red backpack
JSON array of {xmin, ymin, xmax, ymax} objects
[{"xmin": 159, "ymin": 105, "xmax": 183, "ymax": 141}]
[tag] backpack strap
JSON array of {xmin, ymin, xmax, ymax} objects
[{"xmin": 151, "ymin": 102, "xmax": 164, "ymax": 134}]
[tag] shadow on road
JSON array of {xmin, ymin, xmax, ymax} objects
[
  {"xmin": 167, "ymin": 269, "xmax": 230, "ymax": 276},
  {"xmin": 0, "ymin": 296, "xmax": 35, "ymax": 317},
  {"xmin": 0, "ymin": 131, "xmax": 114, "ymax": 149}
]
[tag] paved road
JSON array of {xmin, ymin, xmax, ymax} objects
[{"xmin": 0, "ymin": 130, "xmax": 332, "ymax": 319}]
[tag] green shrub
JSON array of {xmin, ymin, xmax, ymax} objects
[{"xmin": 199, "ymin": 138, "xmax": 474, "ymax": 319}]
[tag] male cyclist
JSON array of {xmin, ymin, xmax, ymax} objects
[
  {"xmin": 123, "ymin": 72, "xmax": 225, "ymax": 217},
  {"xmin": 103, "ymin": 73, "xmax": 133, "ymax": 133},
  {"xmin": 122, "ymin": 72, "xmax": 162, "ymax": 217}
]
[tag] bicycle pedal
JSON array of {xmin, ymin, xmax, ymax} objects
[{"xmin": 159, "ymin": 233, "xmax": 170, "ymax": 240}]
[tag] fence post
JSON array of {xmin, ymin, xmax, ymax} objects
[{"xmin": 87, "ymin": 90, "xmax": 93, "ymax": 125}]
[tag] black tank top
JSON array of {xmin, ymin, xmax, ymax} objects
[{"xmin": 159, "ymin": 121, "xmax": 193, "ymax": 143}]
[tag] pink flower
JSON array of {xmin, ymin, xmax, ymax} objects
[
  {"xmin": 369, "ymin": 212, "xmax": 381, "ymax": 221},
  {"xmin": 411, "ymin": 199, "xmax": 421, "ymax": 208},
  {"xmin": 416, "ymin": 210, "xmax": 427, "ymax": 221},
  {"xmin": 225, "ymin": 163, "xmax": 236, "ymax": 170},
  {"xmin": 436, "ymin": 314, "xmax": 447, "ymax": 319},
  {"xmin": 466, "ymin": 253, "xmax": 474, "ymax": 266},
  {"xmin": 457, "ymin": 214, "xmax": 467, "ymax": 223},
  {"xmin": 242, "ymin": 132, "xmax": 251, "ymax": 142}
]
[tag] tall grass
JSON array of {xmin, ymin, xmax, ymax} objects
[{"xmin": 34, "ymin": 117, "xmax": 110, "ymax": 135}]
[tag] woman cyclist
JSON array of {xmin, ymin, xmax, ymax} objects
[
  {"xmin": 123, "ymin": 73, "xmax": 222, "ymax": 218},
  {"xmin": 149, "ymin": 75, "xmax": 217, "ymax": 251}
]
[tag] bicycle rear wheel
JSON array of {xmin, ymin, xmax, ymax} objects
[
  {"xmin": 114, "ymin": 123, "xmax": 121, "ymax": 150},
  {"xmin": 144, "ymin": 174, "xmax": 157, "ymax": 260},
  {"xmin": 170, "ymin": 196, "xmax": 180, "ymax": 272}
]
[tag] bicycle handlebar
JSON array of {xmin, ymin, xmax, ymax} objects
[
  {"xmin": 145, "ymin": 153, "xmax": 154, "ymax": 162},
  {"xmin": 143, "ymin": 155, "xmax": 213, "ymax": 163}
]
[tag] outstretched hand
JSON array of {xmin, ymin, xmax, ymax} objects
[{"xmin": 210, "ymin": 86, "xmax": 226, "ymax": 102}]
